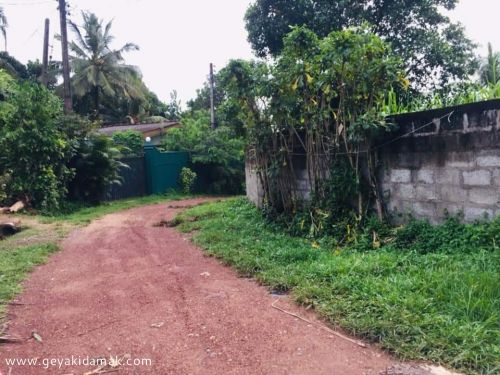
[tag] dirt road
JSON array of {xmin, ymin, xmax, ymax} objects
[{"xmin": 1, "ymin": 199, "xmax": 402, "ymax": 374}]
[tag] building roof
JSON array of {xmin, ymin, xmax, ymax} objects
[{"xmin": 98, "ymin": 121, "xmax": 180, "ymax": 137}]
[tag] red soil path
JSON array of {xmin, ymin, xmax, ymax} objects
[{"xmin": 0, "ymin": 199, "xmax": 402, "ymax": 374}]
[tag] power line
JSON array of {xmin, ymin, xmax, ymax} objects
[{"xmin": 21, "ymin": 8, "xmax": 57, "ymax": 45}]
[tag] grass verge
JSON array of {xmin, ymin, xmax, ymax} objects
[
  {"xmin": 175, "ymin": 197, "xmax": 499, "ymax": 375},
  {"xmin": 39, "ymin": 193, "xmax": 189, "ymax": 225},
  {"xmin": 0, "ymin": 243, "xmax": 58, "ymax": 317}
]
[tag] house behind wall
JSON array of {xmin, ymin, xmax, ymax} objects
[{"xmin": 246, "ymin": 99, "xmax": 500, "ymax": 223}]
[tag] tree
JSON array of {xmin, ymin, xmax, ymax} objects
[
  {"xmin": 0, "ymin": 7, "xmax": 7, "ymax": 51},
  {"xmin": 165, "ymin": 90, "xmax": 181, "ymax": 120},
  {"xmin": 187, "ymin": 61, "xmax": 264, "ymax": 137},
  {"xmin": 68, "ymin": 12, "xmax": 144, "ymax": 119},
  {"xmin": 26, "ymin": 59, "xmax": 61, "ymax": 89},
  {"xmin": 0, "ymin": 72, "xmax": 72, "ymax": 210},
  {"xmin": 0, "ymin": 52, "xmax": 28, "ymax": 78},
  {"xmin": 245, "ymin": 0, "xmax": 477, "ymax": 89},
  {"xmin": 227, "ymin": 26, "xmax": 404, "ymax": 218},
  {"xmin": 479, "ymin": 43, "xmax": 500, "ymax": 85},
  {"xmin": 186, "ymin": 76, "xmax": 224, "ymax": 113}
]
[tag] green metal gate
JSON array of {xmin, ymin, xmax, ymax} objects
[{"xmin": 144, "ymin": 145, "xmax": 189, "ymax": 194}]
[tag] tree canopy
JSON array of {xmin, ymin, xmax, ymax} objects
[
  {"xmin": 68, "ymin": 12, "xmax": 145, "ymax": 120},
  {"xmin": 480, "ymin": 43, "xmax": 500, "ymax": 85},
  {"xmin": 245, "ymin": 0, "xmax": 477, "ymax": 89}
]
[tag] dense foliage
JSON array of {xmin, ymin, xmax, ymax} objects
[
  {"xmin": 67, "ymin": 134, "xmax": 124, "ymax": 203},
  {"xmin": 245, "ymin": 0, "xmax": 477, "ymax": 89},
  {"xmin": 0, "ymin": 73, "xmax": 72, "ymax": 210},
  {"xmin": 0, "ymin": 68, "xmax": 126, "ymax": 210},
  {"xmin": 220, "ymin": 27, "xmax": 405, "ymax": 227},
  {"xmin": 112, "ymin": 130, "xmax": 144, "ymax": 156}
]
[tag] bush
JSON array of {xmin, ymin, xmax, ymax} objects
[
  {"xmin": 112, "ymin": 130, "xmax": 144, "ymax": 156},
  {"xmin": 180, "ymin": 167, "xmax": 197, "ymax": 194},
  {"xmin": 393, "ymin": 215, "xmax": 500, "ymax": 254},
  {"xmin": 0, "ymin": 74, "xmax": 72, "ymax": 211},
  {"xmin": 67, "ymin": 134, "xmax": 125, "ymax": 203}
]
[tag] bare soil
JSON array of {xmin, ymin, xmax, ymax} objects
[{"xmin": 0, "ymin": 199, "xmax": 420, "ymax": 374}]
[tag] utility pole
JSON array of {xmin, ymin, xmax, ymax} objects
[
  {"xmin": 41, "ymin": 18, "xmax": 49, "ymax": 87},
  {"xmin": 209, "ymin": 63, "xmax": 216, "ymax": 129},
  {"xmin": 58, "ymin": 0, "xmax": 72, "ymax": 113}
]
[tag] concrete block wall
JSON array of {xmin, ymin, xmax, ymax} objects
[
  {"xmin": 380, "ymin": 99, "xmax": 500, "ymax": 223},
  {"xmin": 246, "ymin": 99, "xmax": 500, "ymax": 223},
  {"xmin": 381, "ymin": 151, "xmax": 500, "ymax": 223}
]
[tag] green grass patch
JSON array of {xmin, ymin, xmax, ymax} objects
[
  {"xmin": 176, "ymin": 197, "xmax": 500, "ymax": 374},
  {"xmin": 0, "ymin": 243, "xmax": 58, "ymax": 316},
  {"xmin": 39, "ymin": 193, "xmax": 188, "ymax": 225}
]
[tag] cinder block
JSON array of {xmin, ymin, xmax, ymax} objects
[
  {"xmin": 436, "ymin": 203, "xmax": 464, "ymax": 217},
  {"xmin": 413, "ymin": 202, "xmax": 436, "ymax": 217},
  {"xmin": 477, "ymin": 155, "xmax": 500, "ymax": 167},
  {"xmin": 397, "ymin": 184, "xmax": 416, "ymax": 199},
  {"xmin": 464, "ymin": 207, "xmax": 494, "ymax": 222},
  {"xmin": 396, "ymin": 153, "xmax": 421, "ymax": 168},
  {"xmin": 435, "ymin": 169, "xmax": 461, "ymax": 185},
  {"xmin": 447, "ymin": 152, "xmax": 475, "ymax": 168},
  {"xmin": 417, "ymin": 170, "xmax": 434, "ymax": 184},
  {"xmin": 416, "ymin": 186, "xmax": 439, "ymax": 201},
  {"xmin": 387, "ymin": 200, "xmax": 413, "ymax": 214},
  {"xmin": 493, "ymin": 170, "xmax": 500, "ymax": 187},
  {"xmin": 390, "ymin": 169, "xmax": 411, "ymax": 183},
  {"xmin": 439, "ymin": 185, "xmax": 468, "ymax": 202},
  {"xmin": 463, "ymin": 170, "xmax": 492, "ymax": 186},
  {"xmin": 468, "ymin": 188, "xmax": 500, "ymax": 206}
]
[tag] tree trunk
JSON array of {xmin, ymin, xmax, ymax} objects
[{"xmin": 93, "ymin": 86, "xmax": 100, "ymax": 120}]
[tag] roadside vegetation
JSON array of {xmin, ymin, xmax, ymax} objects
[{"xmin": 175, "ymin": 198, "xmax": 499, "ymax": 375}]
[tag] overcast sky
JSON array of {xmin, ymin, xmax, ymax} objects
[{"xmin": 1, "ymin": 0, "xmax": 498, "ymax": 105}]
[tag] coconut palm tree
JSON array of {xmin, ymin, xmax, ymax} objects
[
  {"xmin": 68, "ymin": 12, "xmax": 145, "ymax": 119},
  {"xmin": 479, "ymin": 43, "xmax": 500, "ymax": 85},
  {"xmin": 0, "ymin": 7, "xmax": 7, "ymax": 51}
]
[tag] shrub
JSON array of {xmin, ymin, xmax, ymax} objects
[
  {"xmin": 0, "ymin": 75, "xmax": 72, "ymax": 211},
  {"xmin": 180, "ymin": 167, "xmax": 197, "ymax": 194},
  {"xmin": 393, "ymin": 215, "xmax": 500, "ymax": 254},
  {"xmin": 112, "ymin": 130, "xmax": 144, "ymax": 156},
  {"xmin": 67, "ymin": 134, "xmax": 125, "ymax": 203}
]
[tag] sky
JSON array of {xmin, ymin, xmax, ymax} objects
[{"xmin": 1, "ymin": 0, "xmax": 498, "ymax": 105}]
